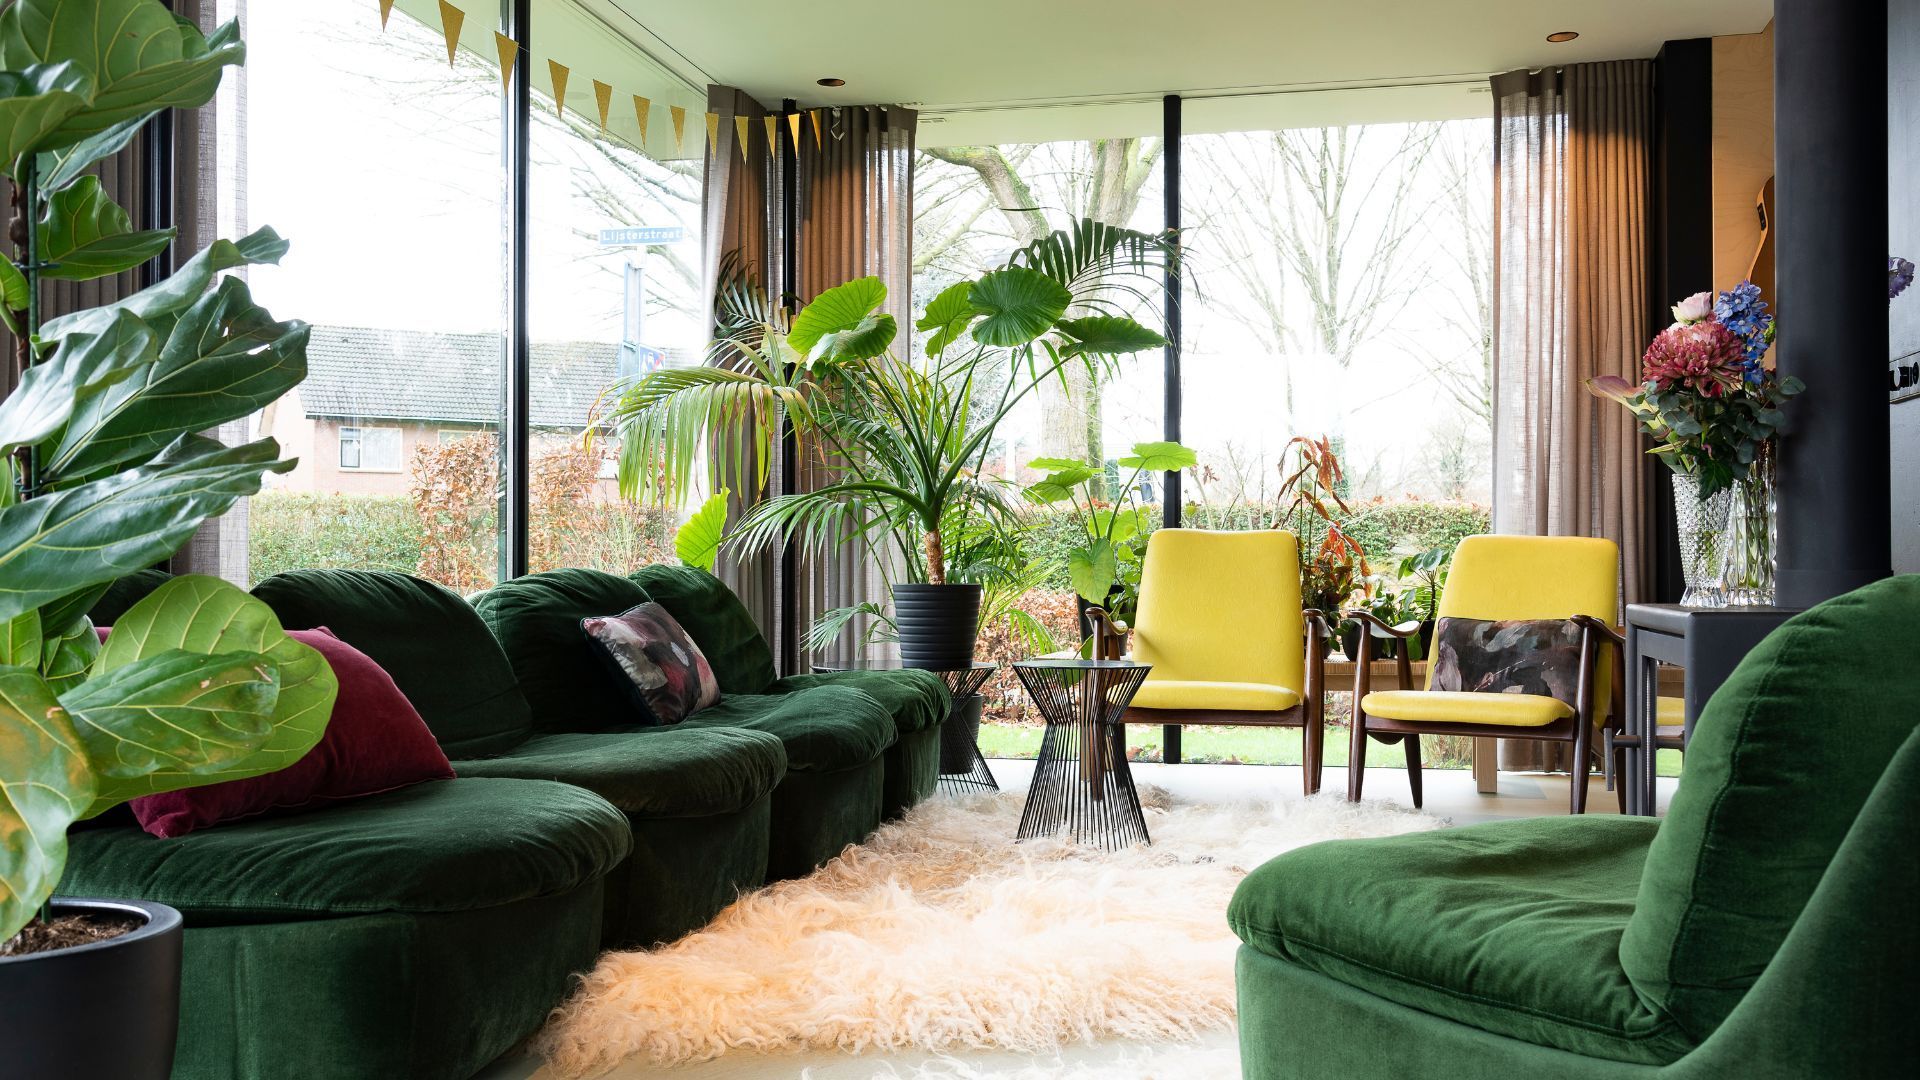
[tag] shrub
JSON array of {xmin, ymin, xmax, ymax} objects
[{"xmin": 249, "ymin": 493, "xmax": 423, "ymax": 585}]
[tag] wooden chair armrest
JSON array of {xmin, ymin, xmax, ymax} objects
[
  {"xmin": 1302, "ymin": 608, "xmax": 1337, "ymax": 641},
  {"xmin": 1082, "ymin": 605, "xmax": 1126, "ymax": 660},
  {"xmin": 1342, "ymin": 610, "xmax": 1420, "ymax": 639},
  {"xmin": 1569, "ymin": 615, "xmax": 1628, "ymax": 731},
  {"xmin": 1569, "ymin": 614, "xmax": 1625, "ymax": 648}
]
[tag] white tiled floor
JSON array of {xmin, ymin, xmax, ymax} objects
[{"xmin": 477, "ymin": 762, "xmax": 1677, "ymax": 1079}]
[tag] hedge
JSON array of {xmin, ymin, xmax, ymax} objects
[{"xmin": 248, "ymin": 493, "xmax": 424, "ymax": 586}]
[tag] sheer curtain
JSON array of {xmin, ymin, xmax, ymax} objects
[
  {"xmin": 793, "ymin": 105, "xmax": 917, "ymax": 668},
  {"xmin": 702, "ymin": 85, "xmax": 787, "ymax": 662},
  {"xmin": 1491, "ymin": 61, "xmax": 1653, "ymax": 769}
]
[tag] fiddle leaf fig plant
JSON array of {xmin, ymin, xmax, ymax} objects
[{"xmin": 0, "ymin": 0, "xmax": 335, "ymax": 949}]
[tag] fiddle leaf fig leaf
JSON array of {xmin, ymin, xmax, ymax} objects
[
  {"xmin": 38, "ymin": 175, "xmax": 175, "ymax": 281},
  {"xmin": 0, "ymin": 61, "xmax": 90, "ymax": 175},
  {"xmin": 0, "ymin": 436, "xmax": 293, "ymax": 625},
  {"xmin": 0, "ymin": 308, "xmax": 158, "ymax": 458},
  {"xmin": 0, "ymin": 609, "xmax": 41, "ymax": 668},
  {"xmin": 43, "ymin": 276, "xmax": 307, "ymax": 485},
  {"xmin": 38, "ymin": 614, "xmax": 98, "ymax": 698},
  {"xmin": 88, "ymin": 575, "xmax": 336, "ymax": 812},
  {"xmin": 59, "ymin": 648, "xmax": 278, "ymax": 806},
  {"xmin": 0, "ymin": 665, "xmax": 94, "ymax": 943},
  {"xmin": 40, "ymin": 225, "xmax": 288, "ymax": 341},
  {"xmin": 969, "ymin": 267, "xmax": 1071, "ymax": 347}
]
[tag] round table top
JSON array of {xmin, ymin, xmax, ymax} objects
[{"xmin": 1013, "ymin": 658, "xmax": 1150, "ymax": 671}]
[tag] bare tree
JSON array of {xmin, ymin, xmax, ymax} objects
[{"xmin": 1408, "ymin": 124, "xmax": 1494, "ymax": 426}]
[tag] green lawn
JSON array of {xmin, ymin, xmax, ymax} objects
[{"xmin": 977, "ymin": 723, "xmax": 1685, "ymax": 777}]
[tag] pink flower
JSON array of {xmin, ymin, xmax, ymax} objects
[
  {"xmin": 1642, "ymin": 320, "xmax": 1747, "ymax": 397},
  {"xmin": 1671, "ymin": 291, "xmax": 1714, "ymax": 325}
]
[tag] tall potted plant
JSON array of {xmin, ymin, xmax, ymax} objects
[
  {"xmin": 0, "ymin": 5, "xmax": 333, "ymax": 1077},
  {"xmin": 613, "ymin": 220, "xmax": 1172, "ymax": 668},
  {"xmin": 1024, "ymin": 439, "xmax": 1196, "ymax": 636}
]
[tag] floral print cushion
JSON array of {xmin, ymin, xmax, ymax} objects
[
  {"xmin": 581, "ymin": 602, "xmax": 722, "ymax": 724},
  {"xmin": 1429, "ymin": 617, "xmax": 1583, "ymax": 706}
]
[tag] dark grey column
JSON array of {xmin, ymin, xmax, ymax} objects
[{"xmin": 1773, "ymin": 0, "xmax": 1891, "ymax": 606}]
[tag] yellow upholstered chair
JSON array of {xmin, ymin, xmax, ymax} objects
[
  {"xmin": 1345, "ymin": 535, "xmax": 1623, "ymax": 813},
  {"xmin": 1087, "ymin": 529, "xmax": 1331, "ymax": 794}
]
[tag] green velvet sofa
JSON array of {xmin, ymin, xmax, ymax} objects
[
  {"xmin": 1229, "ymin": 575, "xmax": 1920, "ymax": 1079},
  {"xmin": 471, "ymin": 565, "xmax": 948, "ymax": 880}
]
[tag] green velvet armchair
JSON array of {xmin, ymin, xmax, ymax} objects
[{"xmin": 1230, "ymin": 575, "xmax": 1919, "ymax": 1079}]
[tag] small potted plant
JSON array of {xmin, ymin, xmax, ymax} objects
[
  {"xmin": 1274, "ymin": 437, "xmax": 1371, "ymax": 657},
  {"xmin": 1025, "ymin": 440, "xmax": 1197, "ymax": 640},
  {"xmin": 0, "ymin": 6, "xmax": 334, "ymax": 1075}
]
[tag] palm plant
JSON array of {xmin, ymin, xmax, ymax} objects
[
  {"xmin": 1, "ymin": 0, "xmax": 334, "ymax": 950},
  {"xmin": 612, "ymin": 219, "xmax": 1173, "ymax": 653}
]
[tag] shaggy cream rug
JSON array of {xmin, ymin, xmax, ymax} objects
[{"xmin": 535, "ymin": 787, "xmax": 1440, "ymax": 1077}]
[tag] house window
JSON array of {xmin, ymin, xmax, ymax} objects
[{"xmin": 338, "ymin": 426, "xmax": 403, "ymax": 471}]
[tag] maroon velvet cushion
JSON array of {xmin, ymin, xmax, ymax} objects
[
  {"xmin": 581, "ymin": 602, "xmax": 722, "ymax": 724},
  {"xmin": 123, "ymin": 626, "xmax": 455, "ymax": 838}
]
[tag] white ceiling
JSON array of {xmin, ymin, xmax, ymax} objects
[{"xmin": 603, "ymin": 0, "xmax": 1771, "ymax": 139}]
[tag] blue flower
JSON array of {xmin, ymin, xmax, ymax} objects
[
  {"xmin": 1713, "ymin": 282, "xmax": 1773, "ymax": 369},
  {"xmin": 1893, "ymin": 257, "xmax": 1915, "ymax": 302}
]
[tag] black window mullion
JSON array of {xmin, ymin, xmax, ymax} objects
[{"xmin": 1162, "ymin": 94, "xmax": 1182, "ymax": 530}]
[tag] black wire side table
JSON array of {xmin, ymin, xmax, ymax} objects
[
  {"xmin": 934, "ymin": 663, "xmax": 1000, "ymax": 794},
  {"xmin": 810, "ymin": 660, "xmax": 1000, "ymax": 794},
  {"xmin": 1013, "ymin": 659, "xmax": 1154, "ymax": 850}
]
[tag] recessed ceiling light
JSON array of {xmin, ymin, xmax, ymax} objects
[
  {"xmin": 1546, "ymin": 31, "xmax": 1579, "ymax": 43},
  {"xmin": 817, "ymin": 77, "xmax": 845, "ymax": 87}
]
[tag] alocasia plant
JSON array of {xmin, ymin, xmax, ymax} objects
[{"xmin": 0, "ymin": 0, "xmax": 335, "ymax": 946}]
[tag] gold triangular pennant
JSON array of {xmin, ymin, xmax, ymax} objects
[
  {"xmin": 437, "ymin": 2, "xmax": 464, "ymax": 67},
  {"xmin": 787, "ymin": 112, "xmax": 802, "ymax": 150},
  {"xmin": 810, "ymin": 109, "xmax": 824, "ymax": 148},
  {"xmin": 593, "ymin": 80, "xmax": 613, "ymax": 129},
  {"xmin": 379, "ymin": 0, "xmax": 397, "ymax": 29},
  {"xmin": 763, "ymin": 115, "xmax": 780, "ymax": 155},
  {"xmin": 548, "ymin": 60, "xmax": 569, "ymax": 118},
  {"xmin": 702, "ymin": 111, "xmax": 718, "ymax": 157},
  {"xmin": 492, "ymin": 32, "xmax": 517, "ymax": 93},
  {"xmin": 675, "ymin": 106, "xmax": 691, "ymax": 153},
  {"xmin": 633, "ymin": 96, "xmax": 652, "ymax": 146},
  {"xmin": 734, "ymin": 115, "xmax": 751, "ymax": 163}
]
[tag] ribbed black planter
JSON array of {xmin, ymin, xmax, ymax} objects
[
  {"xmin": 0, "ymin": 898, "xmax": 182, "ymax": 1080},
  {"xmin": 892, "ymin": 583, "xmax": 982, "ymax": 670}
]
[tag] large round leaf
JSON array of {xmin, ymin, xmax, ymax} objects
[
  {"xmin": 914, "ymin": 280, "xmax": 979, "ymax": 359},
  {"xmin": 0, "ymin": 666, "xmax": 94, "ymax": 942},
  {"xmin": 85, "ymin": 574, "xmax": 336, "ymax": 813},
  {"xmin": 969, "ymin": 268, "xmax": 1072, "ymax": 347},
  {"xmin": 789, "ymin": 277, "xmax": 891, "ymax": 361},
  {"xmin": 1117, "ymin": 441, "xmax": 1198, "ymax": 472}
]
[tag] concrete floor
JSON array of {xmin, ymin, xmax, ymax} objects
[{"xmin": 478, "ymin": 761, "xmax": 1677, "ymax": 1079}]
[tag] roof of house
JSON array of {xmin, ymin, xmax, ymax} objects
[{"xmin": 300, "ymin": 325, "xmax": 695, "ymax": 429}]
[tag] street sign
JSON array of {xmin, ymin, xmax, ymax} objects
[{"xmin": 599, "ymin": 226, "xmax": 686, "ymax": 246}]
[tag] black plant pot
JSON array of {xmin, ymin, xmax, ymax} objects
[
  {"xmin": 0, "ymin": 898, "xmax": 183, "ymax": 1080},
  {"xmin": 892, "ymin": 583, "xmax": 983, "ymax": 670},
  {"xmin": 1336, "ymin": 620, "xmax": 1363, "ymax": 662}
]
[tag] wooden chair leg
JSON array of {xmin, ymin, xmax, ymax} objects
[
  {"xmin": 1303, "ymin": 716, "xmax": 1322, "ymax": 797},
  {"xmin": 1163, "ymin": 724, "xmax": 1182, "ymax": 765},
  {"xmin": 1347, "ymin": 713, "xmax": 1368, "ymax": 801},
  {"xmin": 1571, "ymin": 727, "xmax": 1593, "ymax": 815},
  {"xmin": 1404, "ymin": 735, "xmax": 1423, "ymax": 809}
]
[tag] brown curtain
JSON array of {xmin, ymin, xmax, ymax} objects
[
  {"xmin": 1491, "ymin": 61, "xmax": 1653, "ymax": 769},
  {"xmin": 703, "ymin": 85, "xmax": 788, "ymax": 663},
  {"xmin": 793, "ymin": 105, "xmax": 917, "ymax": 668}
]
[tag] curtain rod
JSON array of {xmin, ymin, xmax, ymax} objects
[{"xmin": 917, "ymin": 72, "xmax": 1494, "ymax": 117}]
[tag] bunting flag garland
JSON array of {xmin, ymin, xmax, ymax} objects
[
  {"xmin": 633, "ymin": 96, "xmax": 652, "ymax": 146},
  {"xmin": 437, "ymin": 2, "xmax": 464, "ymax": 67},
  {"xmin": 593, "ymin": 80, "xmax": 614, "ymax": 129},
  {"xmin": 702, "ymin": 111, "xmax": 718, "ymax": 157},
  {"xmin": 674, "ymin": 106, "xmax": 690, "ymax": 154},
  {"xmin": 763, "ymin": 115, "xmax": 779, "ymax": 155},
  {"xmin": 787, "ymin": 112, "xmax": 802, "ymax": 150},
  {"xmin": 547, "ymin": 60, "xmax": 569, "ymax": 118},
  {"xmin": 492, "ymin": 32, "xmax": 517, "ymax": 92},
  {"xmin": 734, "ymin": 115, "xmax": 751, "ymax": 163},
  {"xmin": 378, "ymin": 0, "xmax": 397, "ymax": 29},
  {"xmin": 810, "ymin": 109, "xmax": 824, "ymax": 149}
]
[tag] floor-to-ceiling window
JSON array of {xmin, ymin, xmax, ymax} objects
[
  {"xmin": 526, "ymin": 0, "xmax": 705, "ymax": 574},
  {"xmin": 219, "ymin": 0, "xmax": 705, "ymax": 590}
]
